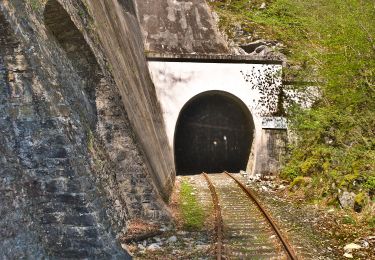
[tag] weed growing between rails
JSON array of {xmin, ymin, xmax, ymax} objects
[{"xmin": 125, "ymin": 176, "xmax": 215, "ymax": 259}]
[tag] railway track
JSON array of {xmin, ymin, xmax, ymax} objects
[{"xmin": 203, "ymin": 172, "xmax": 298, "ymax": 260}]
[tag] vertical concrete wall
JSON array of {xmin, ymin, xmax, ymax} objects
[
  {"xmin": 147, "ymin": 58, "xmax": 284, "ymax": 175},
  {"xmin": 83, "ymin": 0, "xmax": 175, "ymax": 199},
  {"xmin": 256, "ymin": 129, "xmax": 288, "ymax": 176},
  {"xmin": 135, "ymin": 0, "xmax": 289, "ymax": 176}
]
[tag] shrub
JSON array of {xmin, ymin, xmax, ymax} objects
[{"xmin": 210, "ymin": 0, "xmax": 375, "ymax": 207}]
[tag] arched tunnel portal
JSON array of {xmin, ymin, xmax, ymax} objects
[{"xmin": 174, "ymin": 91, "xmax": 255, "ymax": 175}]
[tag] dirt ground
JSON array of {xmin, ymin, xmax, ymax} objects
[
  {"xmin": 245, "ymin": 174, "xmax": 375, "ymax": 260},
  {"xmin": 123, "ymin": 174, "xmax": 374, "ymax": 259}
]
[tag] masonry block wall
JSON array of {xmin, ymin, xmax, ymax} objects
[
  {"xmin": 0, "ymin": 0, "xmax": 288, "ymax": 257},
  {"xmin": 256, "ymin": 129, "xmax": 288, "ymax": 176},
  {"xmin": 0, "ymin": 0, "xmax": 173, "ymax": 257}
]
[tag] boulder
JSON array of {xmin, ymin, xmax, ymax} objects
[
  {"xmin": 147, "ymin": 243, "xmax": 161, "ymax": 251},
  {"xmin": 338, "ymin": 191, "xmax": 356, "ymax": 209}
]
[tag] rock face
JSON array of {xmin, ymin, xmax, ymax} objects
[
  {"xmin": 0, "ymin": 10, "xmax": 46, "ymax": 258},
  {"xmin": 135, "ymin": 0, "xmax": 229, "ymax": 54},
  {"xmin": 240, "ymin": 40, "xmax": 287, "ymax": 65},
  {"xmin": 0, "ymin": 0, "xmax": 173, "ymax": 257},
  {"xmin": 339, "ymin": 191, "xmax": 356, "ymax": 209}
]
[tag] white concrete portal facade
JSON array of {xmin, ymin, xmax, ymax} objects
[{"xmin": 147, "ymin": 57, "xmax": 284, "ymax": 175}]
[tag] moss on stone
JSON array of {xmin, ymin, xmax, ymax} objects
[
  {"xmin": 289, "ymin": 176, "xmax": 311, "ymax": 191},
  {"xmin": 354, "ymin": 192, "xmax": 367, "ymax": 212}
]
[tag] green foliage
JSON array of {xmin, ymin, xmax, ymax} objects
[
  {"xmin": 355, "ymin": 192, "xmax": 366, "ymax": 206},
  {"xmin": 342, "ymin": 215, "xmax": 356, "ymax": 225},
  {"xmin": 368, "ymin": 216, "xmax": 375, "ymax": 228},
  {"xmin": 179, "ymin": 180, "xmax": 205, "ymax": 231},
  {"xmin": 365, "ymin": 176, "xmax": 375, "ymax": 192},
  {"xmin": 280, "ymin": 163, "xmax": 299, "ymax": 180},
  {"xmin": 210, "ymin": 0, "xmax": 375, "ymax": 204},
  {"xmin": 28, "ymin": 0, "xmax": 46, "ymax": 11},
  {"xmin": 289, "ymin": 176, "xmax": 306, "ymax": 190}
]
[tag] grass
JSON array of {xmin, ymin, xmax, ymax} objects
[
  {"xmin": 368, "ymin": 216, "xmax": 375, "ymax": 228},
  {"xmin": 179, "ymin": 180, "xmax": 205, "ymax": 231},
  {"xmin": 209, "ymin": 0, "xmax": 375, "ymax": 214},
  {"xmin": 28, "ymin": 0, "xmax": 47, "ymax": 11},
  {"xmin": 342, "ymin": 215, "xmax": 357, "ymax": 225}
]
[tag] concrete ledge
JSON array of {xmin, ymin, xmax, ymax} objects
[
  {"xmin": 146, "ymin": 53, "xmax": 283, "ymax": 65},
  {"xmin": 261, "ymin": 117, "xmax": 288, "ymax": 130}
]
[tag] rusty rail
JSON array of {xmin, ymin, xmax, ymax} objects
[
  {"xmin": 202, "ymin": 173, "xmax": 223, "ymax": 260},
  {"xmin": 225, "ymin": 172, "xmax": 299, "ymax": 260}
]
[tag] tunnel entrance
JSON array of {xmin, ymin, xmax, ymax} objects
[{"xmin": 174, "ymin": 92, "xmax": 254, "ymax": 175}]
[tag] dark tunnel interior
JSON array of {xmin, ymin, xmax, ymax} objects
[{"xmin": 174, "ymin": 92, "xmax": 254, "ymax": 175}]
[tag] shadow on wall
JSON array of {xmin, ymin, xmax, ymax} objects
[
  {"xmin": 81, "ymin": 0, "xmax": 176, "ymax": 200},
  {"xmin": 44, "ymin": 0, "xmax": 100, "ymax": 130},
  {"xmin": 43, "ymin": 0, "xmax": 171, "ymax": 221},
  {"xmin": 174, "ymin": 91, "xmax": 255, "ymax": 175},
  {"xmin": 118, "ymin": 0, "xmax": 136, "ymax": 14}
]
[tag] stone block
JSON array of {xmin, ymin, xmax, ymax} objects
[
  {"xmin": 62, "ymin": 214, "xmax": 95, "ymax": 226},
  {"xmin": 52, "ymin": 193, "xmax": 86, "ymax": 205},
  {"xmin": 84, "ymin": 228, "xmax": 99, "ymax": 239},
  {"xmin": 51, "ymin": 249, "xmax": 90, "ymax": 258},
  {"xmin": 40, "ymin": 214, "xmax": 59, "ymax": 224}
]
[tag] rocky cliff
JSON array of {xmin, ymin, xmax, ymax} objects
[{"xmin": 135, "ymin": 0, "xmax": 229, "ymax": 54}]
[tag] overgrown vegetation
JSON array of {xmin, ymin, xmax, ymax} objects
[
  {"xmin": 179, "ymin": 180, "xmax": 205, "ymax": 230},
  {"xmin": 210, "ymin": 0, "xmax": 375, "ymax": 213},
  {"xmin": 27, "ymin": 0, "xmax": 47, "ymax": 11}
]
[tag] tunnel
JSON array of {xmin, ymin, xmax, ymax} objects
[{"xmin": 174, "ymin": 91, "xmax": 254, "ymax": 175}]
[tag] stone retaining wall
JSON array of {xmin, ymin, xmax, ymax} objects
[{"xmin": 0, "ymin": 0, "xmax": 173, "ymax": 257}]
